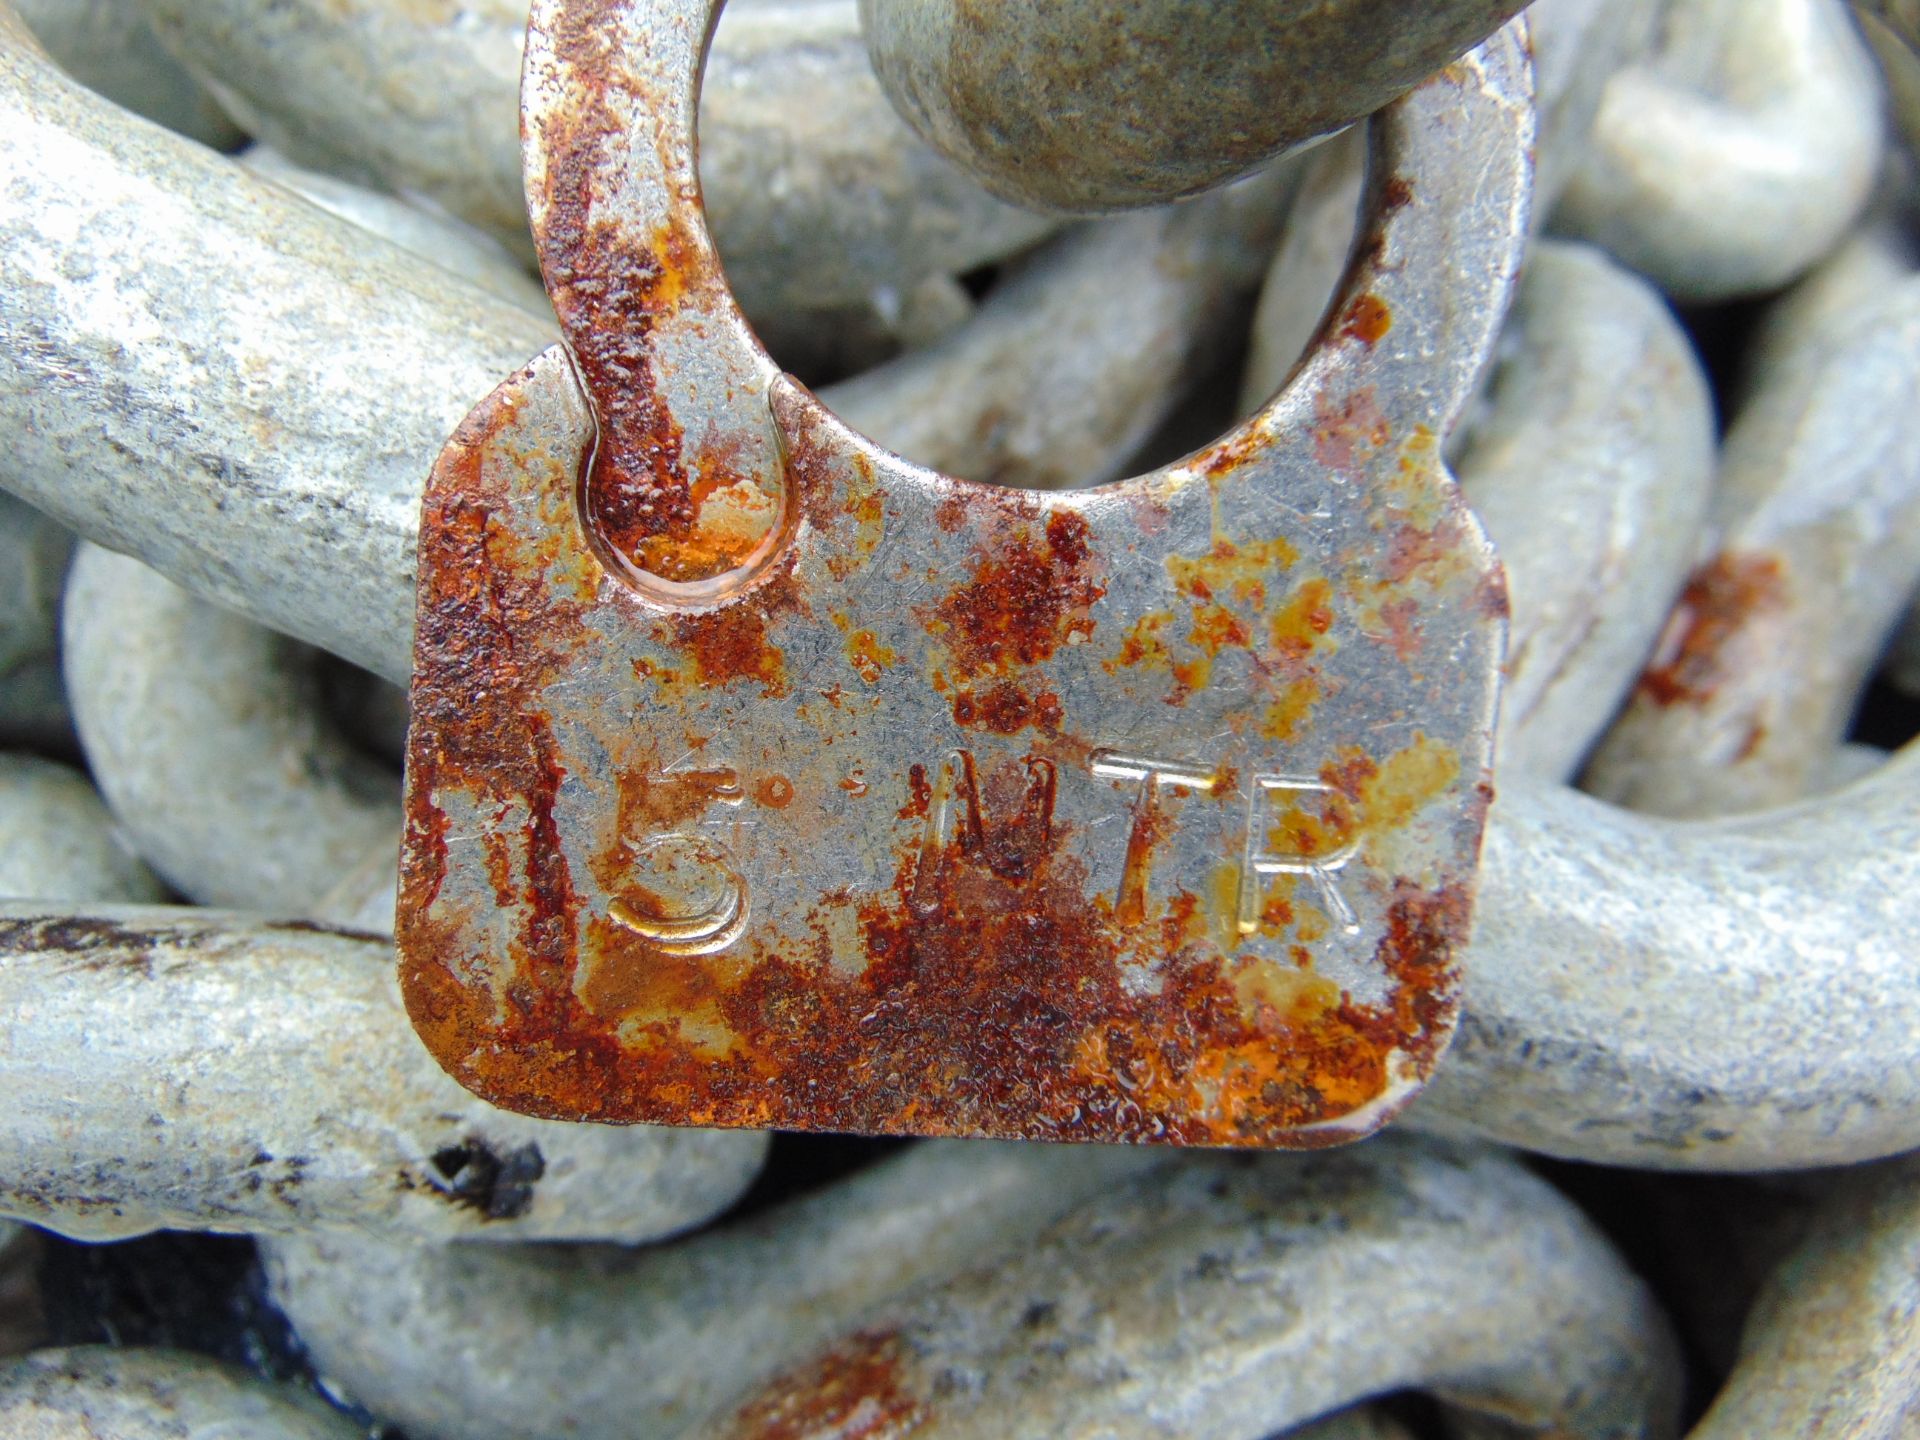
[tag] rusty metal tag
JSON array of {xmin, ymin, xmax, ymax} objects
[{"xmin": 397, "ymin": 0, "xmax": 1533, "ymax": 1146}]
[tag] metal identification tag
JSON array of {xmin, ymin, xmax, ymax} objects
[{"xmin": 398, "ymin": 0, "xmax": 1531, "ymax": 1146}]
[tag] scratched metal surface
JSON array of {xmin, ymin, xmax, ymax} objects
[{"xmin": 395, "ymin": 0, "xmax": 1531, "ymax": 1144}]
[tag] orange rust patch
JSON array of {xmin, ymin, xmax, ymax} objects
[
  {"xmin": 534, "ymin": 8, "xmax": 777, "ymax": 586},
  {"xmin": 1637, "ymin": 552, "xmax": 1787, "ymax": 708},
  {"xmin": 1167, "ymin": 536, "xmax": 1299, "ymax": 607},
  {"xmin": 580, "ymin": 912, "xmax": 728, "ymax": 1036},
  {"xmin": 832, "ymin": 613, "xmax": 898, "ymax": 685},
  {"xmin": 631, "ymin": 655, "xmax": 683, "ymax": 688},
  {"xmin": 782, "ymin": 427, "xmax": 889, "ymax": 585},
  {"xmin": 1261, "ymin": 677, "xmax": 1321, "ymax": 742},
  {"xmin": 671, "ymin": 608, "xmax": 787, "ymax": 697},
  {"xmin": 1234, "ymin": 959, "xmax": 1343, "ymax": 1030},
  {"xmin": 898, "ymin": 764, "xmax": 933, "ymax": 822},
  {"xmin": 1045, "ymin": 510, "xmax": 1091, "ymax": 567},
  {"xmin": 1357, "ymin": 736, "xmax": 1459, "ymax": 834},
  {"xmin": 410, "ymin": 732, "xmax": 1469, "ymax": 1141},
  {"xmin": 721, "ymin": 1331, "xmax": 925, "ymax": 1440},
  {"xmin": 1320, "ymin": 751, "xmax": 1381, "ymax": 803},
  {"xmin": 1107, "ymin": 624, "xmax": 1218, "ymax": 701},
  {"xmin": 1115, "ymin": 792, "xmax": 1176, "ymax": 928},
  {"xmin": 755, "ymin": 775, "xmax": 795, "ymax": 809},
  {"xmin": 831, "ymin": 478, "xmax": 888, "ymax": 582},
  {"xmin": 1270, "ymin": 577, "xmax": 1335, "ymax": 664},
  {"xmin": 1265, "ymin": 788, "xmax": 1358, "ymax": 864},
  {"xmin": 924, "ymin": 506, "xmax": 1103, "ymax": 679},
  {"xmin": 669, "ymin": 592, "xmax": 792, "ymax": 698},
  {"xmin": 1339, "ymin": 293, "xmax": 1393, "ymax": 347},
  {"xmin": 1195, "ymin": 422, "xmax": 1269, "ymax": 479},
  {"xmin": 611, "ymin": 765, "xmax": 742, "ymax": 841},
  {"xmin": 1113, "ymin": 546, "xmax": 1333, "ymax": 709},
  {"xmin": 1188, "ymin": 603, "xmax": 1253, "ymax": 657},
  {"xmin": 1107, "ymin": 611, "xmax": 1174, "ymax": 673},
  {"xmin": 1254, "ymin": 734, "xmax": 1457, "ymax": 867},
  {"xmin": 952, "ymin": 681, "xmax": 1064, "ymax": 735}
]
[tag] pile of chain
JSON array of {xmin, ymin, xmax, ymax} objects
[{"xmin": 1, "ymin": 0, "xmax": 1918, "ymax": 1435}]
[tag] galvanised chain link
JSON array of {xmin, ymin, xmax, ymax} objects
[{"xmin": 0, "ymin": 0, "xmax": 1915, "ymax": 1435}]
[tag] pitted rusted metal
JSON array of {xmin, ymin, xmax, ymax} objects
[{"xmin": 396, "ymin": 0, "xmax": 1532, "ymax": 1146}]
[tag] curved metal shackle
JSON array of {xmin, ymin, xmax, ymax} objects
[
  {"xmin": 398, "ymin": 2, "xmax": 1534, "ymax": 1149},
  {"xmin": 517, "ymin": 0, "xmax": 1536, "ymax": 596}
]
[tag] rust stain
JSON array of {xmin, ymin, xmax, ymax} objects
[
  {"xmin": 1382, "ymin": 513, "xmax": 1467, "ymax": 585},
  {"xmin": 755, "ymin": 775, "xmax": 796, "ymax": 808},
  {"xmin": 1359, "ymin": 736, "xmax": 1459, "ymax": 833},
  {"xmin": 1188, "ymin": 603, "xmax": 1253, "ymax": 657},
  {"xmin": 671, "ymin": 606, "xmax": 789, "ymax": 697},
  {"xmin": 1320, "ymin": 751, "xmax": 1380, "ymax": 803},
  {"xmin": 1264, "ymin": 788, "xmax": 1357, "ymax": 865},
  {"xmin": 1195, "ymin": 422, "xmax": 1269, "ymax": 480},
  {"xmin": 410, "ymin": 729, "xmax": 1468, "ymax": 1142},
  {"xmin": 613, "ymin": 765, "xmax": 742, "ymax": 837},
  {"xmin": 721, "ymin": 1331, "xmax": 926, "ymax": 1440},
  {"xmin": 665, "ymin": 571, "xmax": 802, "ymax": 698},
  {"xmin": 1269, "ymin": 577, "xmax": 1335, "ymax": 664},
  {"xmin": 1376, "ymin": 595, "xmax": 1423, "ymax": 661},
  {"xmin": 951, "ymin": 680, "xmax": 1064, "ymax": 735},
  {"xmin": 1249, "ymin": 734, "xmax": 1458, "ymax": 880},
  {"xmin": 1167, "ymin": 535, "xmax": 1299, "ymax": 607},
  {"xmin": 780, "ymin": 406, "xmax": 889, "ymax": 588},
  {"xmin": 1260, "ymin": 677, "xmax": 1320, "ymax": 742},
  {"xmin": 1313, "ymin": 388, "xmax": 1392, "ymax": 474},
  {"xmin": 933, "ymin": 493, "xmax": 970, "ymax": 534},
  {"xmin": 1106, "ymin": 536, "xmax": 1333, "ymax": 716},
  {"xmin": 1474, "ymin": 566, "xmax": 1511, "ymax": 623},
  {"xmin": 833, "ymin": 614, "xmax": 898, "ymax": 686},
  {"xmin": 631, "ymin": 655, "xmax": 683, "ymax": 688},
  {"xmin": 922, "ymin": 504, "xmax": 1103, "ymax": 680},
  {"xmin": 402, "ymin": 71, "xmax": 1497, "ymax": 1149},
  {"xmin": 1637, "ymin": 552, "xmax": 1787, "ymax": 708},
  {"xmin": 1338, "ymin": 292, "xmax": 1394, "ymax": 347},
  {"xmin": 580, "ymin": 913, "xmax": 728, "ymax": 1040},
  {"xmin": 534, "ymin": 3, "xmax": 777, "ymax": 586},
  {"xmin": 1106, "ymin": 611, "xmax": 1175, "ymax": 674},
  {"xmin": 1234, "ymin": 959, "xmax": 1343, "ymax": 1030}
]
